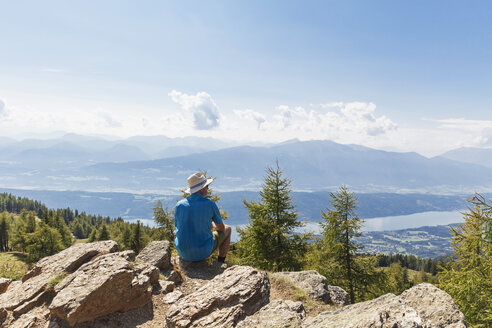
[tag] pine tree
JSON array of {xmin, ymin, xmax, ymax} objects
[
  {"xmin": 131, "ymin": 220, "xmax": 144, "ymax": 253},
  {"xmin": 88, "ymin": 228, "xmax": 97, "ymax": 242},
  {"xmin": 0, "ymin": 214, "xmax": 8, "ymax": 252},
  {"xmin": 122, "ymin": 226, "xmax": 131, "ymax": 250},
  {"xmin": 25, "ymin": 211, "xmax": 36, "ymax": 233},
  {"xmin": 322, "ymin": 185, "xmax": 361, "ymax": 303},
  {"xmin": 98, "ymin": 224, "xmax": 110, "ymax": 241},
  {"xmin": 53, "ymin": 214, "xmax": 73, "ymax": 247},
  {"xmin": 153, "ymin": 201, "xmax": 175, "ymax": 243},
  {"xmin": 306, "ymin": 185, "xmax": 385, "ymax": 303},
  {"xmin": 438, "ymin": 194, "xmax": 492, "ymax": 327},
  {"xmin": 236, "ymin": 162, "xmax": 309, "ymax": 271}
]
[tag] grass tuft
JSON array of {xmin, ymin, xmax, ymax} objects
[{"xmin": 48, "ymin": 272, "xmax": 68, "ymax": 287}]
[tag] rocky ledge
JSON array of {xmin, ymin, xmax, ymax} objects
[{"xmin": 0, "ymin": 241, "xmax": 467, "ymax": 327}]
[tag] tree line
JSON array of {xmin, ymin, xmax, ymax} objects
[{"xmin": 0, "ymin": 197, "xmax": 168, "ymax": 261}]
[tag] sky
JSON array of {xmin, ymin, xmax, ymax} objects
[{"xmin": 1, "ymin": 0, "xmax": 492, "ymax": 156}]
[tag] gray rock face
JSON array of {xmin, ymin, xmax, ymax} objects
[
  {"xmin": 302, "ymin": 293, "xmax": 422, "ymax": 328},
  {"xmin": 0, "ymin": 241, "xmax": 162, "ymax": 327},
  {"xmin": 157, "ymin": 280, "xmax": 176, "ymax": 294},
  {"xmin": 136, "ymin": 240, "xmax": 171, "ymax": 270},
  {"xmin": 273, "ymin": 270, "xmax": 349, "ymax": 305},
  {"xmin": 166, "ymin": 265, "xmax": 270, "ymax": 328},
  {"xmin": 0, "ymin": 241, "xmax": 118, "ymax": 313},
  {"xmin": 0, "ymin": 278, "xmax": 11, "ymax": 294},
  {"xmin": 326, "ymin": 285, "xmax": 350, "ymax": 306},
  {"xmin": 400, "ymin": 283, "xmax": 467, "ymax": 328},
  {"xmin": 49, "ymin": 253, "xmax": 154, "ymax": 326},
  {"xmin": 236, "ymin": 299, "xmax": 305, "ymax": 328},
  {"xmin": 301, "ymin": 283, "xmax": 467, "ymax": 328},
  {"xmin": 22, "ymin": 240, "xmax": 118, "ymax": 282},
  {"xmin": 117, "ymin": 250, "xmax": 136, "ymax": 261}
]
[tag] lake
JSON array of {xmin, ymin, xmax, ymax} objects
[{"xmin": 230, "ymin": 210, "xmax": 465, "ymax": 242}]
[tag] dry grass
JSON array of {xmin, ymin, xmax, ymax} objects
[
  {"xmin": 0, "ymin": 252, "xmax": 30, "ymax": 280},
  {"xmin": 269, "ymin": 274, "xmax": 336, "ymax": 317}
]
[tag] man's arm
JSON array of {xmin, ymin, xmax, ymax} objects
[{"xmin": 212, "ymin": 221, "xmax": 225, "ymax": 232}]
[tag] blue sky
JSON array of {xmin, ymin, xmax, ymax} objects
[{"xmin": 1, "ymin": 1, "xmax": 491, "ymax": 156}]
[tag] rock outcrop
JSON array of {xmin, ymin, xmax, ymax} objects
[
  {"xmin": 236, "ymin": 299, "xmax": 306, "ymax": 328},
  {"xmin": 166, "ymin": 265, "xmax": 270, "ymax": 328},
  {"xmin": 49, "ymin": 253, "xmax": 158, "ymax": 326},
  {"xmin": 136, "ymin": 240, "xmax": 171, "ymax": 271},
  {"xmin": 0, "ymin": 241, "xmax": 160, "ymax": 327},
  {"xmin": 273, "ymin": 270, "xmax": 350, "ymax": 305},
  {"xmin": 399, "ymin": 283, "xmax": 467, "ymax": 328},
  {"xmin": 301, "ymin": 284, "xmax": 467, "ymax": 328},
  {"xmin": 0, "ymin": 241, "xmax": 468, "ymax": 328},
  {"xmin": 0, "ymin": 241, "xmax": 118, "ymax": 316}
]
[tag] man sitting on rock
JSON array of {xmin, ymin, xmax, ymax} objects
[{"xmin": 174, "ymin": 172, "xmax": 231, "ymax": 266}]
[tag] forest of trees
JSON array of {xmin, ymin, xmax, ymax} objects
[
  {"xmin": 0, "ymin": 167, "xmax": 490, "ymax": 326},
  {"xmin": 0, "ymin": 193, "xmax": 167, "ymax": 260}
]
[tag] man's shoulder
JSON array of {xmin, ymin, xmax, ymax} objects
[{"xmin": 175, "ymin": 198, "xmax": 189, "ymax": 208}]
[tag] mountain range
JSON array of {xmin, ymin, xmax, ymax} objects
[{"xmin": 1, "ymin": 135, "xmax": 492, "ymax": 194}]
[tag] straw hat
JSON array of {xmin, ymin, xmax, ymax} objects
[{"xmin": 186, "ymin": 172, "xmax": 214, "ymax": 194}]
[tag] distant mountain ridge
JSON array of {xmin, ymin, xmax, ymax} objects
[
  {"xmin": 1, "ymin": 137, "xmax": 492, "ymax": 193},
  {"xmin": 75, "ymin": 139, "xmax": 492, "ymax": 193},
  {"xmin": 437, "ymin": 147, "xmax": 492, "ymax": 169},
  {"xmin": 0, "ymin": 133, "xmax": 239, "ymax": 167}
]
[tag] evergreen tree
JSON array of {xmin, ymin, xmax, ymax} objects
[
  {"xmin": 438, "ymin": 194, "xmax": 492, "ymax": 327},
  {"xmin": 153, "ymin": 201, "xmax": 175, "ymax": 243},
  {"xmin": 306, "ymin": 185, "xmax": 385, "ymax": 303},
  {"xmin": 236, "ymin": 162, "xmax": 309, "ymax": 271},
  {"xmin": 122, "ymin": 226, "xmax": 131, "ymax": 250},
  {"xmin": 131, "ymin": 220, "xmax": 144, "ymax": 253},
  {"xmin": 98, "ymin": 224, "xmax": 110, "ymax": 241},
  {"xmin": 10, "ymin": 218, "xmax": 27, "ymax": 252},
  {"xmin": 322, "ymin": 185, "xmax": 361, "ymax": 303},
  {"xmin": 26, "ymin": 223, "xmax": 63, "ymax": 261},
  {"xmin": 0, "ymin": 214, "xmax": 8, "ymax": 252},
  {"xmin": 25, "ymin": 211, "xmax": 36, "ymax": 233},
  {"xmin": 88, "ymin": 228, "xmax": 98, "ymax": 242},
  {"xmin": 53, "ymin": 214, "xmax": 73, "ymax": 247}
]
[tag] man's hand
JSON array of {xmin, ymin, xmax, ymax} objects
[{"xmin": 212, "ymin": 222, "xmax": 225, "ymax": 232}]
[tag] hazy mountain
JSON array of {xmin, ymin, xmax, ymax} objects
[
  {"xmin": 437, "ymin": 147, "xmax": 492, "ymax": 169},
  {"xmin": 55, "ymin": 139, "xmax": 492, "ymax": 193},
  {"xmin": 0, "ymin": 134, "xmax": 240, "ymax": 169},
  {"xmin": 2, "ymin": 138, "xmax": 492, "ymax": 193}
]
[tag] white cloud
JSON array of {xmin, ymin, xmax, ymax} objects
[
  {"xmin": 97, "ymin": 110, "xmax": 122, "ymax": 127},
  {"xmin": 275, "ymin": 105, "xmax": 308, "ymax": 129},
  {"xmin": 436, "ymin": 118, "xmax": 492, "ymax": 148},
  {"xmin": 264, "ymin": 102, "xmax": 397, "ymax": 140},
  {"xmin": 169, "ymin": 90, "xmax": 220, "ymax": 130},
  {"xmin": 234, "ymin": 109, "xmax": 266, "ymax": 129}
]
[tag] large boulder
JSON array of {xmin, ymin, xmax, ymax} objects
[
  {"xmin": 400, "ymin": 283, "xmax": 467, "ymax": 328},
  {"xmin": 301, "ymin": 293, "xmax": 422, "ymax": 328},
  {"xmin": 236, "ymin": 299, "xmax": 306, "ymax": 328},
  {"xmin": 0, "ymin": 241, "xmax": 118, "ymax": 313},
  {"xmin": 301, "ymin": 283, "xmax": 467, "ymax": 328},
  {"xmin": 136, "ymin": 240, "xmax": 171, "ymax": 271},
  {"xmin": 49, "ymin": 253, "xmax": 157, "ymax": 326},
  {"xmin": 273, "ymin": 270, "xmax": 349, "ymax": 305},
  {"xmin": 166, "ymin": 265, "xmax": 270, "ymax": 328},
  {"xmin": 22, "ymin": 240, "xmax": 118, "ymax": 282}
]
